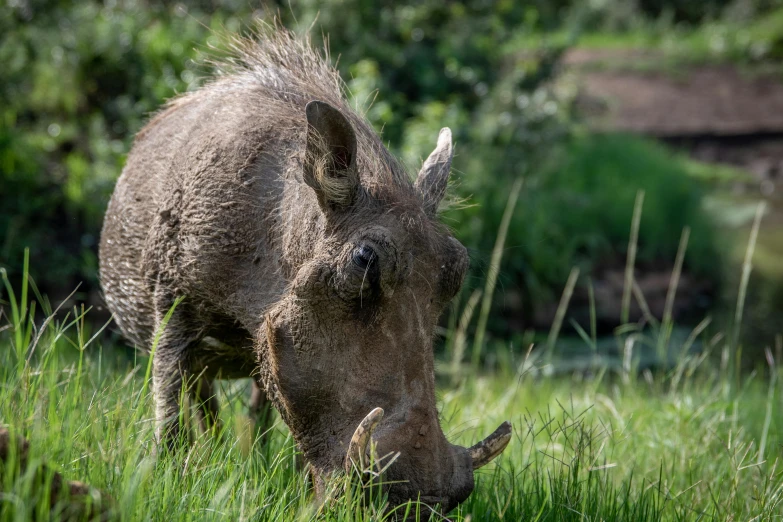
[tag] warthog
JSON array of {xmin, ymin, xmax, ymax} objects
[{"xmin": 99, "ymin": 28, "xmax": 510, "ymax": 511}]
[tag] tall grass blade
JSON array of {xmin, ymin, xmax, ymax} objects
[
  {"xmin": 663, "ymin": 227, "xmax": 690, "ymax": 326},
  {"xmin": 668, "ymin": 316, "xmax": 711, "ymax": 394},
  {"xmin": 757, "ymin": 348, "xmax": 776, "ymax": 466},
  {"xmin": 471, "ymin": 178, "xmax": 523, "ymax": 366},
  {"xmin": 657, "ymin": 226, "xmax": 690, "ymax": 366},
  {"xmin": 631, "ymin": 279, "xmax": 657, "ymax": 329},
  {"xmin": 26, "ymin": 284, "xmax": 81, "ymax": 363},
  {"xmin": 451, "ymin": 288, "xmax": 482, "ymax": 380},
  {"xmin": 731, "ymin": 202, "xmax": 764, "ymax": 352},
  {"xmin": 20, "ymin": 248, "xmax": 29, "ymax": 330},
  {"xmin": 588, "ymin": 277, "xmax": 597, "ymax": 351},
  {"xmin": 1, "ymin": 268, "xmax": 21, "ymax": 358},
  {"xmin": 622, "ymin": 191, "xmax": 644, "ymax": 325},
  {"xmin": 546, "ymin": 267, "xmax": 580, "ymax": 361}
]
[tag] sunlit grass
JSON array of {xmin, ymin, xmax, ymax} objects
[
  {"xmin": 1, "ymin": 281, "xmax": 782, "ymax": 520},
  {"xmin": 2, "ymin": 203, "xmax": 782, "ymax": 521}
]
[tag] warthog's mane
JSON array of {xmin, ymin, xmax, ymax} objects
[{"xmin": 144, "ymin": 24, "xmax": 425, "ymax": 216}]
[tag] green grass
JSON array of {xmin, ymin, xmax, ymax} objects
[{"xmin": 2, "ymin": 270, "xmax": 783, "ymax": 521}]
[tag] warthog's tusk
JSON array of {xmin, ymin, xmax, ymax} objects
[
  {"xmin": 468, "ymin": 421, "xmax": 512, "ymax": 470},
  {"xmin": 345, "ymin": 407, "xmax": 384, "ymax": 473}
]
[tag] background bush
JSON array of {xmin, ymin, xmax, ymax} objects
[
  {"xmin": 454, "ymin": 133, "xmax": 722, "ymax": 335},
  {"xmin": 1, "ymin": 0, "xmax": 220, "ymax": 297}
]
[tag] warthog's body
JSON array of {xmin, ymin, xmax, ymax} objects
[{"xmin": 100, "ymin": 29, "xmax": 509, "ymax": 512}]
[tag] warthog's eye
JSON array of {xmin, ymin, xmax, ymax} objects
[
  {"xmin": 348, "ymin": 244, "xmax": 381, "ymax": 312},
  {"xmin": 352, "ymin": 245, "xmax": 377, "ymax": 271}
]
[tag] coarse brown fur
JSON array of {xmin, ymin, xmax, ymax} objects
[{"xmin": 100, "ymin": 26, "xmax": 477, "ymax": 512}]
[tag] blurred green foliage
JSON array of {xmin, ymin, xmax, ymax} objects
[
  {"xmin": 1, "ymin": 0, "xmax": 759, "ymax": 337},
  {"xmin": 1, "ymin": 0, "xmax": 224, "ymax": 294},
  {"xmin": 515, "ymin": 134, "xmax": 720, "ymax": 303},
  {"xmin": 441, "ymin": 132, "xmax": 725, "ymax": 337}
]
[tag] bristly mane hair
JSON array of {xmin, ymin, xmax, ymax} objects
[{"xmin": 147, "ymin": 22, "xmax": 422, "ymax": 211}]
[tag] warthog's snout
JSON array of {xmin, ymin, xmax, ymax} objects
[{"xmin": 344, "ymin": 408, "xmax": 512, "ymax": 512}]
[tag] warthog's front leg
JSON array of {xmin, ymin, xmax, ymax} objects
[
  {"xmin": 152, "ymin": 347, "xmax": 192, "ymax": 450},
  {"xmin": 151, "ymin": 293, "xmax": 201, "ymax": 451}
]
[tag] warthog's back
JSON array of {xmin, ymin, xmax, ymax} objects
[
  {"xmin": 99, "ymin": 86, "xmax": 292, "ymax": 352},
  {"xmin": 99, "ymin": 107, "xmax": 175, "ymax": 349}
]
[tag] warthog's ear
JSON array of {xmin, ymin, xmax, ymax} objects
[
  {"xmin": 415, "ymin": 128, "xmax": 453, "ymax": 215},
  {"xmin": 304, "ymin": 100, "xmax": 359, "ymax": 212}
]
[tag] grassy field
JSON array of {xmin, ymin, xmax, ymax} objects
[{"xmin": 1, "ymin": 266, "xmax": 783, "ymax": 522}]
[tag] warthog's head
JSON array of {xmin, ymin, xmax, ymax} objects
[{"xmin": 258, "ymin": 100, "xmax": 511, "ymax": 512}]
